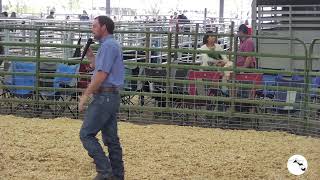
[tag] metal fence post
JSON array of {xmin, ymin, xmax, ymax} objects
[
  {"xmin": 192, "ymin": 24, "xmax": 199, "ymax": 64},
  {"xmin": 166, "ymin": 32, "xmax": 172, "ymax": 110},
  {"xmin": 174, "ymin": 23, "xmax": 179, "ymax": 62},
  {"xmin": 230, "ymin": 22, "xmax": 237, "ymax": 115},
  {"xmin": 145, "ymin": 28, "xmax": 150, "ymax": 63},
  {"xmin": 35, "ymin": 28, "xmax": 41, "ymax": 115}
]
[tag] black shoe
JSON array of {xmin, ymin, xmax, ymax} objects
[
  {"xmin": 113, "ymin": 175, "xmax": 124, "ymax": 180},
  {"xmin": 93, "ymin": 173, "xmax": 114, "ymax": 180}
]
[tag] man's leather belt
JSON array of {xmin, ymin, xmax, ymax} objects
[{"xmin": 94, "ymin": 87, "xmax": 119, "ymax": 94}]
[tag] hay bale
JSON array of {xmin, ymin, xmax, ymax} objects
[{"xmin": 0, "ymin": 115, "xmax": 319, "ymax": 179}]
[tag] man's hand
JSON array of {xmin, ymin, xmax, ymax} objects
[
  {"xmin": 216, "ymin": 60, "xmax": 226, "ymax": 67},
  {"xmin": 79, "ymin": 94, "xmax": 90, "ymax": 112}
]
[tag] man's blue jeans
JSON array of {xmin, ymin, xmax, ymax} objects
[{"xmin": 80, "ymin": 92, "xmax": 124, "ymax": 179}]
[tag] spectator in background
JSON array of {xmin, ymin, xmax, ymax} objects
[
  {"xmin": 177, "ymin": 14, "xmax": 190, "ymax": 32},
  {"xmin": 199, "ymin": 31, "xmax": 228, "ymax": 66},
  {"xmin": 199, "ymin": 31, "xmax": 232, "ymax": 93},
  {"xmin": 10, "ymin": 12, "xmax": 16, "ymax": 18},
  {"xmin": 236, "ymin": 24, "xmax": 256, "ymax": 68},
  {"xmin": 199, "ymin": 31, "xmax": 232, "ymax": 79},
  {"xmin": 173, "ymin": 12, "xmax": 178, "ymax": 19},
  {"xmin": 145, "ymin": 15, "xmax": 149, "ymax": 22},
  {"xmin": 46, "ymin": 10, "xmax": 55, "ymax": 19},
  {"xmin": 162, "ymin": 16, "xmax": 167, "ymax": 21},
  {"xmin": 169, "ymin": 15, "xmax": 176, "ymax": 32},
  {"xmin": 1, "ymin": 11, "xmax": 8, "ymax": 17},
  {"xmin": 80, "ymin": 10, "xmax": 89, "ymax": 21}
]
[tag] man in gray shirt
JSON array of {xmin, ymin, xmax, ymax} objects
[{"xmin": 79, "ymin": 16, "xmax": 125, "ymax": 180}]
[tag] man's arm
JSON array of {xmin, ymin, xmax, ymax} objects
[
  {"xmin": 83, "ymin": 71, "xmax": 108, "ymax": 96},
  {"xmin": 79, "ymin": 71, "xmax": 108, "ymax": 112},
  {"xmin": 242, "ymin": 56, "xmax": 254, "ymax": 68}
]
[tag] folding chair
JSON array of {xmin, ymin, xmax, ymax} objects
[
  {"xmin": 256, "ymin": 74, "xmax": 283, "ymax": 99},
  {"xmin": 292, "ymin": 74, "xmax": 320, "ymax": 100},
  {"xmin": 233, "ymin": 73, "xmax": 263, "ymax": 113},
  {"xmin": 172, "ymin": 69, "xmax": 189, "ymax": 94},
  {"xmin": 5, "ymin": 62, "xmax": 36, "ymax": 117},
  {"xmin": 272, "ymin": 76, "xmax": 304, "ymax": 114},
  {"xmin": 121, "ymin": 66, "xmax": 140, "ymax": 105},
  {"xmin": 144, "ymin": 68, "xmax": 167, "ymax": 107},
  {"xmin": 256, "ymin": 68, "xmax": 284, "ymax": 99},
  {"xmin": 184, "ymin": 70, "xmax": 223, "ymax": 124},
  {"xmin": 53, "ymin": 63, "xmax": 80, "ymax": 118},
  {"xmin": 0, "ymin": 76, "xmax": 11, "ymax": 114},
  {"xmin": 187, "ymin": 70, "xmax": 223, "ymax": 109},
  {"xmin": 170, "ymin": 69, "xmax": 189, "ymax": 110}
]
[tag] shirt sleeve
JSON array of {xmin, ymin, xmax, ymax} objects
[{"xmin": 95, "ymin": 44, "xmax": 117, "ymax": 73}]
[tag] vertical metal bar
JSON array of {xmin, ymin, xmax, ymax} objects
[
  {"xmin": 174, "ymin": 23, "xmax": 179, "ymax": 62},
  {"xmin": 35, "ymin": 28, "xmax": 41, "ymax": 115},
  {"xmin": 257, "ymin": 6, "xmax": 261, "ymax": 35},
  {"xmin": 166, "ymin": 32, "xmax": 172, "ymax": 109},
  {"xmin": 192, "ymin": 24, "xmax": 199, "ymax": 64},
  {"xmin": 145, "ymin": 28, "xmax": 150, "ymax": 63},
  {"xmin": 31, "ymin": 30, "xmax": 36, "ymax": 56},
  {"xmin": 251, "ymin": 0, "xmax": 257, "ymax": 35},
  {"xmin": 303, "ymin": 41, "xmax": 310, "ymax": 131},
  {"xmin": 307, "ymin": 39, "xmax": 320, "ymax": 130},
  {"xmin": 22, "ymin": 29, "xmax": 26, "ymax": 55},
  {"xmin": 106, "ymin": 0, "xmax": 111, "ymax": 16},
  {"xmin": 4, "ymin": 29, "xmax": 9, "ymax": 55},
  {"xmin": 204, "ymin": 8, "xmax": 207, "ymax": 30},
  {"xmin": 289, "ymin": 6, "xmax": 293, "ymax": 71},
  {"xmin": 63, "ymin": 30, "xmax": 68, "ymax": 60},
  {"xmin": 252, "ymin": 0, "xmax": 258, "ymax": 65},
  {"xmin": 219, "ymin": 0, "xmax": 224, "ymax": 23},
  {"xmin": 229, "ymin": 21, "xmax": 234, "ymax": 62},
  {"xmin": 231, "ymin": 22, "xmax": 238, "ymax": 114}
]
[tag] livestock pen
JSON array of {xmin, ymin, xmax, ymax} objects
[{"xmin": 0, "ymin": 18, "xmax": 320, "ymax": 179}]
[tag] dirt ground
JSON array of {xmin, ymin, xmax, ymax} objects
[{"xmin": 0, "ymin": 115, "xmax": 319, "ymax": 180}]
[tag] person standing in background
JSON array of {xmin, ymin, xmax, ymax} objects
[
  {"xmin": 236, "ymin": 24, "xmax": 256, "ymax": 68},
  {"xmin": 46, "ymin": 10, "xmax": 55, "ymax": 19},
  {"xmin": 80, "ymin": 10, "xmax": 90, "ymax": 21},
  {"xmin": 10, "ymin": 12, "xmax": 16, "ymax": 18}
]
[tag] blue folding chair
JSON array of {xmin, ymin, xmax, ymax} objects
[
  {"xmin": 54, "ymin": 63, "xmax": 80, "ymax": 118},
  {"xmin": 5, "ymin": 62, "xmax": 36, "ymax": 116},
  {"xmin": 257, "ymin": 74, "xmax": 281, "ymax": 98},
  {"xmin": 38, "ymin": 63, "xmax": 79, "ymax": 118},
  {"xmin": 272, "ymin": 76, "xmax": 304, "ymax": 113},
  {"xmin": 54, "ymin": 63, "xmax": 79, "ymax": 89},
  {"xmin": 256, "ymin": 67, "xmax": 284, "ymax": 99},
  {"xmin": 292, "ymin": 75, "xmax": 320, "ymax": 99}
]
